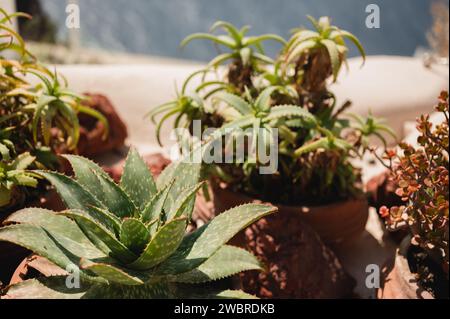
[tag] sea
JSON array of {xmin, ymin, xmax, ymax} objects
[{"xmin": 39, "ymin": 0, "xmax": 445, "ymax": 62}]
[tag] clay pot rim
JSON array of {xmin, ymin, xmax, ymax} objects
[
  {"xmin": 213, "ymin": 180, "xmax": 367, "ymax": 211},
  {"xmin": 396, "ymin": 235, "xmax": 434, "ymax": 299}
]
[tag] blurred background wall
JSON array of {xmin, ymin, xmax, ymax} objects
[{"xmin": 12, "ymin": 0, "xmax": 449, "ymax": 62}]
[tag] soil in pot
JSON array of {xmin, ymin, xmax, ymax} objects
[{"xmin": 378, "ymin": 236, "xmax": 449, "ymax": 299}]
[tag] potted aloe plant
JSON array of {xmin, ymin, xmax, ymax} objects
[
  {"xmin": 149, "ymin": 17, "xmax": 395, "ymax": 298},
  {"xmin": 0, "ymin": 148, "xmax": 276, "ymax": 299},
  {"xmin": 378, "ymin": 92, "xmax": 449, "ymax": 299},
  {"xmin": 149, "ymin": 17, "xmax": 394, "ymax": 245}
]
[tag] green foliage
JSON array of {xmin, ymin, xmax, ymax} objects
[
  {"xmin": 0, "ymin": 152, "xmax": 38, "ymax": 207},
  {"xmin": 380, "ymin": 91, "xmax": 449, "ymax": 281},
  {"xmin": 181, "ymin": 21, "xmax": 285, "ymax": 70},
  {"xmin": 0, "ymin": 9, "xmax": 108, "ymax": 209},
  {"xmin": 0, "ymin": 148, "xmax": 276, "ymax": 298},
  {"xmin": 150, "ymin": 18, "xmax": 394, "ymax": 205},
  {"xmin": 284, "ymin": 16, "xmax": 366, "ymax": 82}
]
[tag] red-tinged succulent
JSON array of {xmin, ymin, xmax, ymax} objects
[{"xmin": 380, "ymin": 91, "xmax": 449, "ymax": 277}]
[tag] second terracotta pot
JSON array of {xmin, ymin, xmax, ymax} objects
[
  {"xmin": 377, "ymin": 236, "xmax": 434, "ymax": 299},
  {"xmin": 212, "ymin": 182, "xmax": 369, "ymax": 246}
]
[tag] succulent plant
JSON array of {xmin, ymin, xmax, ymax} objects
[
  {"xmin": 182, "ymin": 21, "xmax": 285, "ymax": 93},
  {"xmin": 0, "ymin": 152, "xmax": 38, "ymax": 208},
  {"xmin": 283, "ymin": 16, "xmax": 365, "ymax": 106},
  {"xmin": 0, "ymin": 148, "xmax": 275, "ymax": 298},
  {"xmin": 150, "ymin": 17, "xmax": 393, "ymax": 205},
  {"xmin": 285, "ymin": 16, "xmax": 365, "ymax": 78},
  {"xmin": 380, "ymin": 91, "xmax": 449, "ymax": 281},
  {"xmin": 1, "ymin": 9, "xmax": 108, "ymax": 209}
]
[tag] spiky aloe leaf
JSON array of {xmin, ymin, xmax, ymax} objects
[
  {"xmin": 0, "ymin": 224, "xmax": 96, "ymax": 278},
  {"xmin": 167, "ymin": 182, "xmax": 204, "ymax": 220},
  {"xmin": 255, "ymin": 86, "xmax": 281, "ymax": 112},
  {"xmin": 88, "ymin": 206, "xmax": 121, "ymax": 235},
  {"xmin": 207, "ymin": 290, "xmax": 257, "ymax": 299},
  {"xmin": 156, "ymin": 161, "xmax": 202, "ymax": 217},
  {"xmin": 2, "ymin": 277, "xmax": 90, "ymax": 299},
  {"xmin": 120, "ymin": 148, "xmax": 157, "ymax": 210},
  {"xmin": 35, "ymin": 171, "xmax": 102, "ymax": 211},
  {"xmin": 92, "ymin": 171, "xmax": 136, "ymax": 218},
  {"xmin": 266, "ymin": 105, "xmax": 316, "ymax": 123},
  {"xmin": 140, "ymin": 180, "xmax": 174, "ymax": 223},
  {"xmin": 171, "ymin": 245, "xmax": 262, "ymax": 284},
  {"xmin": 321, "ymin": 39, "xmax": 341, "ymax": 81},
  {"xmin": 286, "ymin": 39, "xmax": 317, "ymax": 64},
  {"xmin": 155, "ymin": 204, "xmax": 276, "ymax": 276},
  {"xmin": 119, "ymin": 218, "xmax": 150, "ymax": 255},
  {"xmin": 4, "ymin": 208, "xmax": 104, "ymax": 258},
  {"xmin": 174, "ymin": 288, "xmax": 258, "ymax": 299},
  {"xmin": 85, "ymin": 283, "xmax": 256, "ymax": 299},
  {"xmin": 79, "ymin": 259, "xmax": 146, "ymax": 286},
  {"xmin": 2, "ymin": 278, "xmax": 254, "ymax": 299},
  {"xmin": 62, "ymin": 155, "xmax": 107, "ymax": 203},
  {"xmin": 62, "ymin": 155, "xmax": 136, "ymax": 218},
  {"xmin": 214, "ymin": 92, "xmax": 252, "ymax": 115},
  {"xmin": 128, "ymin": 217, "xmax": 187, "ymax": 270},
  {"xmin": 59, "ymin": 210, "xmax": 137, "ymax": 264}
]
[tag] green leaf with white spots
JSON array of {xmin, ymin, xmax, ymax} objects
[
  {"xmin": 156, "ymin": 204, "xmax": 276, "ymax": 276},
  {"xmin": 62, "ymin": 155, "xmax": 110, "ymax": 204},
  {"xmin": 120, "ymin": 148, "xmax": 157, "ymax": 210},
  {"xmin": 128, "ymin": 217, "xmax": 187, "ymax": 270},
  {"xmin": 79, "ymin": 259, "xmax": 147, "ymax": 286},
  {"xmin": 167, "ymin": 182, "xmax": 203, "ymax": 220},
  {"xmin": 92, "ymin": 171, "xmax": 136, "ymax": 218},
  {"xmin": 59, "ymin": 210, "xmax": 137, "ymax": 264},
  {"xmin": 3, "ymin": 277, "xmax": 91, "ymax": 299},
  {"xmin": 36, "ymin": 171, "xmax": 102, "ymax": 212},
  {"xmin": 140, "ymin": 180, "xmax": 173, "ymax": 223},
  {"xmin": 119, "ymin": 218, "xmax": 151, "ymax": 254},
  {"xmin": 0, "ymin": 224, "xmax": 99, "ymax": 279},
  {"xmin": 171, "ymin": 245, "xmax": 262, "ymax": 284}
]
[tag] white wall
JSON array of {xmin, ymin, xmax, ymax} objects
[
  {"xmin": 0, "ymin": 0, "xmax": 17, "ymax": 29},
  {"xmin": 0, "ymin": 0, "xmax": 16, "ymax": 12}
]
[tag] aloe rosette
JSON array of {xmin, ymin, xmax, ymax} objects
[{"xmin": 0, "ymin": 148, "xmax": 276, "ymax": 299}]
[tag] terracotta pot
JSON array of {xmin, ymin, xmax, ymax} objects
[
  {"xmin": 0, "ymin": 242, "xmax": 29, "ymax": 286},
  {"xmin": 197, "ymin": 183, "xmax": 356, "ymax": 298},
  {"xmin": 9, "ymin": 255, "xmax": 67, "ymax": 286},
  {"xmin": 76, "ymin": 93, "xmax": 128, "ymax": 158},
  {"xmin": 377, "ymin": 236, "xmax": 434, "ymax": 299},
  {"xmin": 212, "ymin": 182, "xmax": 369, "ymax": 246}
]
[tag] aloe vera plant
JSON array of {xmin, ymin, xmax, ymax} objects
[
  {"xmin": 284, "ymin": 16, "xmax": 365, "ymax": 82},
  {"xmin": 0, "ymin": 152, "xmax": 38, "ymax": 207},
  {"xmin": 150, "ymin": 17, "xmax": 393, "ymax": 205},
  {"xmin": 182, "ymin": 21, "xmax": 285, "ymax": 93},
  {"xmin": 0, "ymin": 148, "xmax": 275, "ymax": 298},
  {"xmin": 1, "ymin": 9, "xmax": 108, "ymax": 209}
]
